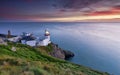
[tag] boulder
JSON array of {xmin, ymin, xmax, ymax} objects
[
  {"xmin": 63, "ymin": 50, "xmax": 74, "ymax": 59},
  {"xmin": 11, "ymin": 46, "xmax": 16, "ymax": 52}
]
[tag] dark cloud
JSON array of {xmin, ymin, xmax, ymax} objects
[
  {"xmin": 0, "ymin": 12, "xmax": 75, "ymax": 20},
  {"xmin": 53, "ymin": 0, "xmax": 103, "ymax": 10},
  {"xmin": 113, "ymin": 5, "xmax": 120, "ymax": 9},
  {"xmin": 0, "ymin": 0, "xmax": 120, "ymax": 21},
  {"xmin": 53, "ymin": 0, "xmax": 120, "ymax": 13}
]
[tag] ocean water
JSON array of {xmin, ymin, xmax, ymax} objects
[{"xmin": 0, "ymin": 22, "xmax": 120, "ymax": 75}]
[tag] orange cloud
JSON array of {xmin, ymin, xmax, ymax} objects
[{"xmin": 87, "ymin": 6, "xmax": 120, "ymax": 16}]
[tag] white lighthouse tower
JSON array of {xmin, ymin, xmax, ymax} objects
[{"xmin": 37, "ymin": 29, "xmax": 51, "ymax": 46}]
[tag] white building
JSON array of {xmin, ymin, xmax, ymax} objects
[
  {"xmin": 7, "ymin": 36, "xmax": 21, "ymax": 42},
  {"xmin": 21, "ymin": 30, "xmax": 51, "ymax": 47}
]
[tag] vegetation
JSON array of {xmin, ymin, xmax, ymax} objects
[{"xmin": 0, "ymin": 42, "xmax": 109, "ymax": 75}]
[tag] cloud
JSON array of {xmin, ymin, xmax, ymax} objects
[
  {"xmin": 54, "ymin": 0, "xmax": 100, "ymax": 9},
  {"xmin": 53, "ymin": 0, "xmax": 120, "ymax": 13},
  {"xmin": 53, "ymin": 0, "xmax": 106, "ymax": 12},
  {"xmin": 112, "ymin": 5, "xmax": 120, "ymax": 10},
  {"xmin": 86, "ymin": 4, "xmax": 120, "ymax": 16},
  {"xmin": 87, "ymin": 10, "xmax": 120, "ymax": 16},
  {"xmin": 0, "ymin": 0, "xmax": 120, "ymax": 22}
]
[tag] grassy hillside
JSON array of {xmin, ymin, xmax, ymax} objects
[{"xmin": 0, "ymin": 42, "xmax": 109, "ymax": 75}]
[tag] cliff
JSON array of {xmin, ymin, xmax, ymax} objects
[
  {"xmin": 0, "ymin": 42, "xmax": 109, "ymax": 75},
  {"xmin": 50, "ymin": 43, "xmax": 74, "ymax": 60}
]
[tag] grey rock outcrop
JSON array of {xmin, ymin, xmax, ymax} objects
[
  {"xmin": 63, "ymin": 50, "xmax": 74, "ymax": 59},
  {"xmin": 0, "ymin": 38, "xmax": 7, "ymax": 45},
  {"xmin": 50, "ymin": 43, "xmax": 74, "ymax": 60},
  {"xmin": 11, "ymin": 46, "xmax": 17, "ymax": 52}
]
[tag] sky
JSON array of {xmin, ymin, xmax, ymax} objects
[{"xmin": 0, "ymin": 0, "xmax": 120, "ymax": 22}]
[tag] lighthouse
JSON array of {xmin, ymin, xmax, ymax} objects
[
  {"xmin": 44, "ymin": 29, "xmax": 51, "ymax": 44},
  {"xmin": 45, "ymin": 29, "xmax": 50, "ymax": 40},
  {"xmin": 37, "ymin": 29, "xmax": 51, "ymax": 46}
]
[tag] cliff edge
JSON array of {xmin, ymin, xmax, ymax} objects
[{"xmin": 0, "ymin": 41, "xmax": 109, "ymax": 75}]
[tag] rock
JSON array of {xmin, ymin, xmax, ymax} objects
[
  {"xmin": 0, "ymin": 38, "xmax": 7, "ymax": 45},
  {"xmin": 11, "ymin": 46, "xmax": 16, "ymax": 51},
  {"xmin": 50, "ymin": 43, "xmax": 74, "ymax": 60},
  {"xmin": 63, "ymin": 50, "xmax": 74, "ymax": 59},
  {"xmin": 50, "ymin": 43, "xmax": 65, "ymax": 59},
  {"xmin": 51, "ymin": 50, "xmax": 65, "ymax": 59}
]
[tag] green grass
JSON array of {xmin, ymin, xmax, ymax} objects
[{"xmin": 0, "ymin": 42, "xmax": 110, "ymax": 75}]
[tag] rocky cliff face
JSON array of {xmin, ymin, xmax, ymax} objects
[{"xmin": 50, "ymin": 43, "xmax": 74, "ymax": 60}]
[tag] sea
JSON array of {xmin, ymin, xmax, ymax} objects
[{"xmin": 0, "ymin": 22, "xmax": 120, "ymax": 75}]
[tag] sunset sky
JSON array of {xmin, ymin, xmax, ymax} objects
[{"xmin": 0, "ymin": 0, "xmax": 120, "ymax": 22}]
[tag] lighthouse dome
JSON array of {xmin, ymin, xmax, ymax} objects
[{"xmin": 45, "ymin": 30, "xmax": 50, "ymax": 36}]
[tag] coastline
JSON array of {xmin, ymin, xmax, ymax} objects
[{"xmin": 0, "ymin": 38, "xmax": 109, "ymax": 75}]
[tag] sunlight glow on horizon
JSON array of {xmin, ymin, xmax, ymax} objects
[{"xmin": 34, "ymin": 14, "xmax": 120, "ymax": 22}]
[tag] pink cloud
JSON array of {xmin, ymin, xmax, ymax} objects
[{"xmin": 87, "ymin": 7, "xmax": 120, "ymax": 16}]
